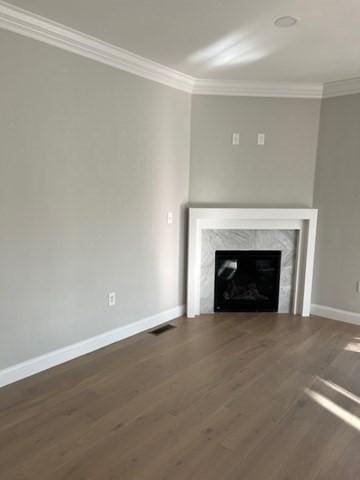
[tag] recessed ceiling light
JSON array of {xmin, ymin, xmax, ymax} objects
[{"xmin": 274, "ymin": 16, "xmax": 298, "ymax": 28}]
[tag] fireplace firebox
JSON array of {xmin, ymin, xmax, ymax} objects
[{"xmin": 214, "ymin": 250, "xmax": 281, "ymax": 312}]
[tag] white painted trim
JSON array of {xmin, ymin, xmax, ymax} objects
[
  {"xmin": 0, "ymin": 1, "xmax": 348, "ymax": 99},
  {"xmin": 187, "ymin": 208, "xmax": 318, "ymax": 318},
  {"xmin": 0, "ymin": 305, "xmax": 185, "ymax": 388},
  {"xmin": 193, "ymin": 79, "xmax": 324, "ymax": 99},
  {"xmin": 0, "ymin": 1, "xmax": 194, "ymax": 93},
  {"xmin": 293, "ymin": 227, "xmax": 303, "ymax": 316},
  {"xmin": 311, "ymin": 304, "xmax": 360, "ymax": 326},
  {"xmin": 323, "ymin": 78, "xmax": 360, "ymax": 99}
]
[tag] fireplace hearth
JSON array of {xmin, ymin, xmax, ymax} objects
[{"xmin": 214, "ymin": 250, "xmax": 281, "ymax": 312}]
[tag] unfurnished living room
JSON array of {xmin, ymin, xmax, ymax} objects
[{"xmin": 1, "ymin": 1, "xmax": 360, "ymax": 479}]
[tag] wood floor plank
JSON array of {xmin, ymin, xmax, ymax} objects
[{"xmin": 0, "ymin": 313, "xmax": 359, "ymax": 480}]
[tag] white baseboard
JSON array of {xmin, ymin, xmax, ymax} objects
[
  {"xmin": 0, "ymin": 305, "xmax": 185, "ymax": 388},
  {"xmin": 311, "ymin": 304, "xmax": 360, "ymax": 326}
]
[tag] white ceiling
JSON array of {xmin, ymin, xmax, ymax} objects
[{"xmin": 6, "ymin": 0, "xmax": 360, "ymax": 83}]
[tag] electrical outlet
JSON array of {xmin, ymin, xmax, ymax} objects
[
  {"xmin": 257, "ymin": 133, "xmax": 265, "ymax": 145},
  {"xmin": 167, "ymin": 212, "xmax": 173, "ymax": 224},
  {"xmin": 232, "ymin": 133, "xmax": 240, "ymax": 145},
  {"xmin": 356, "ymin": 281, "xmax": 360, "ymax": 294},
  {"xmin": 108, "ymin": 292, "xmax": 116, "ymax": 306}
]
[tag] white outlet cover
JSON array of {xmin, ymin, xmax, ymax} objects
[
  {"xmin": 232, "ymin": 133, "xmax": 240, "ymax": 145},
  {"xmin": 108, "ymin": 292, "xmax": 116, "ymax": 306},
  {"xmin": 167, "ymin": 212, "xmax": 173, "ymax": 224},
  {"xmin": 257, "ymin": 133, "xmax": 265, "ymax": 145}
]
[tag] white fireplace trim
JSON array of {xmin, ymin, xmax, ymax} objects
[{"xmin": 187, "ymin": 208, "xmax": 318, "ymax": 318}]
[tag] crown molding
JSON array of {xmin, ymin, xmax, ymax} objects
[
  {"xmin": 323, "ymin": 77, "xmax": 360, "ymax": 98},
  {"xmin": 0, "ymin": 1, "xmax": 358, "ymax": 100},
  {"xmin": 0, "ymin": 1, "xmax": 195, "ymax": 93},
  {"xmin": 193, "ymin": 79, "xmax": 323, "ymax": 98}
]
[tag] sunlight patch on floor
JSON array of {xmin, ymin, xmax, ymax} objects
[
  {"xmin": 317, "ymin": 378, "xmax": 360, "ymax": 405},
  {"xmin": 305, "ymin": 388, "xmax": 360, "ymax": 432},
  {"xmin": 344, "ymin": 341, "xmax": 360, "ymax": 353}
]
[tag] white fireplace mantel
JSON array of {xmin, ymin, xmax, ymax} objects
[{"xmin": 187, "ymin": 208, "xmax": 318, "ymax": 318}]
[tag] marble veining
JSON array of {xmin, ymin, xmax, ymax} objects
[{"xmin": 200, "ymin": 230, "xmax": 298, "ymax": 314}]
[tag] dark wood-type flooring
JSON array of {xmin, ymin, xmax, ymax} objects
[{"xmin": 1, "ymin": 313, "xmax": 360, "ymax": 479}]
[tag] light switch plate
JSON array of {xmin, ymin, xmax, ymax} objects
[
  {"xmin": 108, "ymin": 292, "xmax": 116, "ymax": 307},
  {"xmin": 257, "ymin": 133, "xmax": 265, "ymax": 145},
  {"xmin": 232, "ymin": 133, "xmax": 240, "ymax": 145}
]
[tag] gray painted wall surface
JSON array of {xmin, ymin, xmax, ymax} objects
[
  {"xmin": 313, "ymin": 94, "xmax": 360, "ymax": 313},
  {"xmin": 3, "ymin": 25, "xmax": 356, "ymax": 371},
  {"xmin": 0, "ymin": 30, "xmax": 191, "ymax": 369},
  {"xmin": 189, "ymin": 95, "xmax": 321, "ymax": 207}
]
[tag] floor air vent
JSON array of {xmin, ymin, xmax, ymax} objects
[{"xmin": 149, "ymin": 324, "xmax": 176, "ymax": 335}]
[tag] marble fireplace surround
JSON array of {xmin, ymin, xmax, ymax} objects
[
  {"xmin": 187, "ymin": 208, "xmax": 318, "ymax": 318},
  {"xmin": 201, "ymin": 229, "xmax": 297, "ymax": 314}
]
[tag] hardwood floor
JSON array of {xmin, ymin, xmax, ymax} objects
[{"xmin": 1, "ymin": 313, "xmax": 360, "ymax": 479}]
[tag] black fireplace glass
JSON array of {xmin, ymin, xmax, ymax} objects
[{"xmin": 214, "ymin": 250, "xmax": 281, "ymax": 312}]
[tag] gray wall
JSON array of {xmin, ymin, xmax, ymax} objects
[
  {"xmin": 3, "ymin": 24, "xmax": 357, "ymax": 371},
  {"xmin": 189, "ymin": 95, "xmax": 321, "ymax": 207},
  {"xmin": 0, "ymin": 30, "xmax": 191, "ymax": 369},
  {"xmin": 313, "ymin": 94, "xmax": 360, "ymax": 312}
]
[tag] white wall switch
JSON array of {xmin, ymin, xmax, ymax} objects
[
  {"xmin": 232, "ymin": 133, "xmax": 240, "ymax": 145},
  {"xmin": 167, "ymin": 212, "xmax": 173, "ymax": 224},
  {"xmin": 257, "ymin": 133, "xmax": 265, "ymax": 145},
  {"xmin": 108, "ymin": 292, "xmax": 116, "ymax": 307}
]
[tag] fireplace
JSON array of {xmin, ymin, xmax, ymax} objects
[
  {"xmin": 214, "ymin": 250, "xmax": 281, "ymax": 312},
  {"xmin": 187, "ymin": 208, "xmax": 318, "ymax": 317}
]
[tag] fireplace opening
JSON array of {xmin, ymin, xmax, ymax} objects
[{"xmin": 214, "ymin": 250, "xmax": 281, "ymax": 312}]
